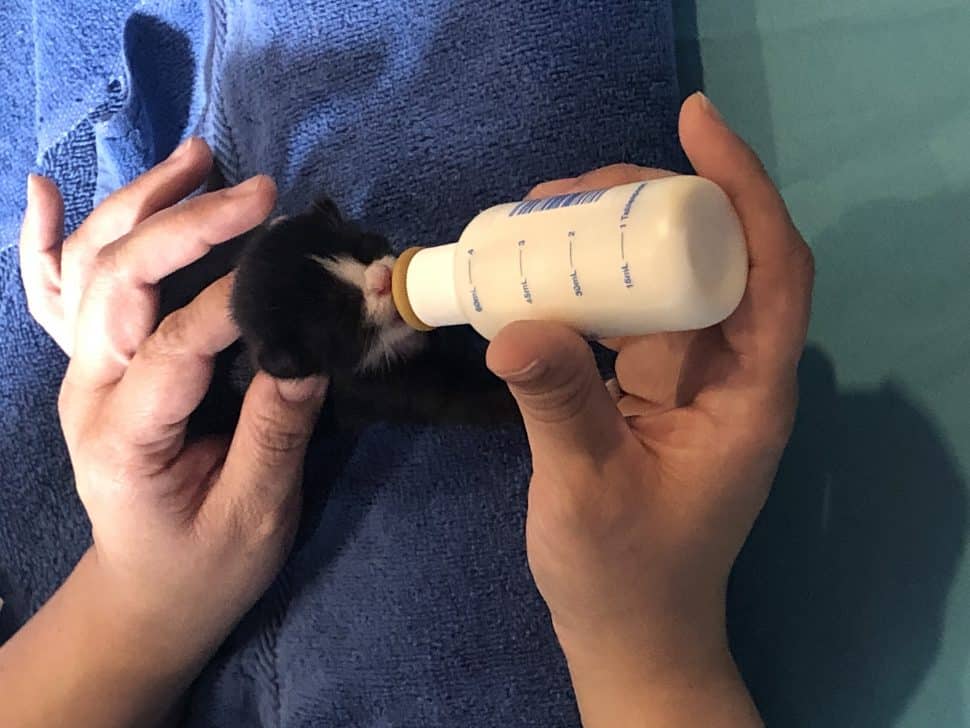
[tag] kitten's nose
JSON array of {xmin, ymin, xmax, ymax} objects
[{"xmin": 365, "ymin": 263, "xmax": 393, "ymax": 296}]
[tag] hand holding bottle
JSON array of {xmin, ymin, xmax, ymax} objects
[{"xmin": 486, "ymin": 93, "xmax": 814, "ymax": 727}]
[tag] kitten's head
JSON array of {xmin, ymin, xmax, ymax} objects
[{"xmin": 232, "ymin": 198, "xmax": 424, "ymax": 379}]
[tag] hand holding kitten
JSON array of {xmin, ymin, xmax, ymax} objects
[
  {"xmin": 486, "ymin": 93, "xmax": 814, "ymax": 727},
  {"xmin": 7, "ymin": 139, "xmax": 327, "ymax": 726}
]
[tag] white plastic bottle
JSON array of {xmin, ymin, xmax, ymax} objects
[{"xmin": 391, "ymin": 176, "xmax": 748, "ymax": 340}]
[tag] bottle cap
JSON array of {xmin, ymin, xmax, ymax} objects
[
  {"xmin": 395, "ymin": 243, "xmax": 466, "ymax": 329},
  {"xmin": 392, "ymin": 247, "xmax": 435, "ymax": 331}
]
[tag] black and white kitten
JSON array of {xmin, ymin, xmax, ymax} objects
[
  {"xmin": 161, "ymin": 195, "xmax": 519, "ymax": 432},
  {"xmin": 231, "ymin": 198, "xmax": 423, "ymax": 379}
]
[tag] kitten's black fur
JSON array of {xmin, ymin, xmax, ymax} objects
[
  {"xmin": 231, "ymin": 198, "xmax": 389, "ymax": 378},
  {"xmin": 160, "ymin": 195, "xmax": 518, "ymax": 433}
]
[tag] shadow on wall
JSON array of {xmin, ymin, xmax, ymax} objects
[
  {"xmin": 674, "ymin": 4, "xmax": 970, "ymax": 720},
  {"xmin": 729, "ymin": 344, "xmax": 968, "ymax": 727},
  {"xmin": 672, "ymin": 0, "xmax": 703, "ymax": 101},
  {"xmin": 733, "ymin": 184, "xmax": 970, "ymax": 726},
  {"xmin": 672, "ymin": 0, "xmax": 778, "ymax": 177}
]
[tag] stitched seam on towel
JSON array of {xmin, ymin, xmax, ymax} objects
[
  {"xmin": 269, "ymin": 566, "xmax": 291, "ymax": 724},
  {"xmin": 0, "ymin": 87, "xmax": 126, "ymax": 258},
  {"xmin": 208, "ymin": 0, "xmax": 243, "ymax": 185},
  {"xmin": 247, "ymin": 559, "xmax": 292, "ymax": 725}
]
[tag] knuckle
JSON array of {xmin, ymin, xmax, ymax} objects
[
  {"xmin": 91, "ymin": 244, "xmax": 128, "ymax": 284},
  {"xmin": 578, "ymin": 162, "xmax": 662, "ymax": 185},
  {"xmin": 521, "ymin": 371, "xmax": 595, "ymax": 425},
  {"xmin": 152, "ymin": 308, "xmax": 192, "ymax": 354},
  {"xmin": 98, "ymin": 192, "xmax": 141, "ymax": 232},
  {"xmin": 226, "ymin": 492, "xmax": 299, "ymax": 560},
  {"xmin": 246, "ymin": 410, "xmax": 307, "ymax": 458},
  {"xmin": 249, "ymin": 494, "xmax": 299, "ymax": 548},
  {"xmin": 164, "ymin": 203, "xmax": 193, "ymax": 231},
  {"xmin": 526, "ymin": 179, "xmax": 570, "ymax": 200},
  {"xmin": 602, "ymin": 162, "xmax": 646, "ymax": 177}
]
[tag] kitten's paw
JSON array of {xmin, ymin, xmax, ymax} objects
[{"xmin": 253, "ymin": 339, "xmax": 323, "ymax": 380}]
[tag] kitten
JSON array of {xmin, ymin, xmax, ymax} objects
[
  {"xmin": 161, "ymin": 195, "xmax": 519, "ymax": 431},
  {"xmin": 230, "ymin": 198, "xmax": 423, "ymax": 379}
]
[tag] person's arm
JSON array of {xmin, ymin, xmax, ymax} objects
[
  {"xmin": 0, "ymin": 550, "xmax": 200, "ymax": 727},
  {"xmin": 2, "ymin": 142, "xmax": 328, "ymax": 726},
  {"xmin": 555, "ymin": 617, "xmax": 760, "ymax": 726},
  {"xmin": 488, "ymin": 92, "xmax": 812, "ymax": 727}
]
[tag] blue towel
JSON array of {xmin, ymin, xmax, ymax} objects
[{"xmin": 0, "ymin": 1, "xmax": 686, "ymax": 723}]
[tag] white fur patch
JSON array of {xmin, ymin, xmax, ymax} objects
[
  {"xmin": 308, "ymin": 253, "xmax": 425, "ymax": 371},
  {"xmin": 359, "ymin": 320, "xmax": 426, "ymax": 372},
  {"xmin": 311, "ymin": 254, "xmax": 368, "ymax": 291}
]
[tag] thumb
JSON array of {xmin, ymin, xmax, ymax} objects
[
  {"xmin": 487, "ymin": 321, "xmax": 630, "ymax": 468},
  {"xmin": 218, "ymin": 371, "xmax": 328, "ymax": 518}
]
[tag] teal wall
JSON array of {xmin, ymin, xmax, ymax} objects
[{"xmin": 674, "ymin": 2, "xmax": 970, "ymax": 725}]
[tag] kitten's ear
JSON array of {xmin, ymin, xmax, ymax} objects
[
  {"xmin": 309, "ymin": 196, "xmax": 346, "ymax": 229},
  {"xmin": 357, "ymin": 232, "xmax": 394, "ymax": 262}
]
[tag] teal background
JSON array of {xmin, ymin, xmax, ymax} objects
[{"xmin": 674, "ymin": 1, "xmax": 970, "ymax": 725}]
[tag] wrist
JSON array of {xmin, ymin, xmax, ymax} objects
[
  {"xmin": 553, "ymin": 611, "xmax": 734, "ymax": 690},
  {"xmin": 84, "ymin": 547, "xmax": 229, "ymax": 679},
  {"xmin": 0, "ymin": 548, "xmax": 208, "ymax": 727},
  {"xmin": 552, "ymin": 605, "xmax": 762, "ymax": 727},
  {"xmin": 550, "ymin": 581, "xmax": 728, "ymax": 667}
]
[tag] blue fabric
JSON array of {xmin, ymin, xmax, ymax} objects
[{"xmin": 0, "ymin": 1, "xmax": 686, "ymax": 724}]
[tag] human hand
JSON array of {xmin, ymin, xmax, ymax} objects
[
  {"xmin": 11, "ymin": 139, "xmax": 328, "ymax": 724},
  {"xmin": 486, "ymin": 93, "xmax": 813, "ymax": 725}
]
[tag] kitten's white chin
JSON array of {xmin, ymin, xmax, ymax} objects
[
  {"xmin": 359, "ymin": 320, "xmax": 425, "ymax": 372},
  {"xmin": 314, "ymin": 252, "xmax": 425, "ymax": 371}
]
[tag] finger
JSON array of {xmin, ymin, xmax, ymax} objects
[
  {"xmin": 679, "ymin": 93, "xmax": 814, "ymax": 375},
  {"xmin": 104, "ymin": 274, "xmax": 240, "ymax": 451},
  {"xmin": 19, "ymin": 175, "xmax": 68, "ymax": 349},
  {"xmin": 527, "ymin": 165, "xmax": 676, "ymax": 202},
  {"xmin": 611, "ymin": 330, "xmax": 697, "ymax": 409},
  {"xmin": 68, "ymin": 137, "xmax": 213, "ymax": 252},
  {"xmin": 526, "ymin": 177, "xmax": 578, "ymax": 200},
  {"xmin": 61, "ymin": 138, "xmax": 214, "ymax": 335},
  {"xmin": 570, "ymin": 163, "xmax": 676, "ymax": 190},
  {"xmin": 70, "ymin": 175, "xmax": 276, "ymax": 390},
  {"xmin": 214, "ymin": 371, "xmax": 328, "ymax": 523},
  {"xmin": 487, "ymin": 320, "xmax": 637, "ymax": 470},
  {"xmin": 96, "ymin": 175, "xmax": 275, "ymax": 287}
]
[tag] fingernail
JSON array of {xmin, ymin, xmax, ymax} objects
[
  {"xmin": 168, "ymin": 136, "xmax": 196, "ymax": 161},
  {"xmin": 276, "ymin": 376, "xmax": 329, "ymax": 403},
  {"xmin": 26, "ymin": 173, "xmax": 36, "ymax": 202},
  {"xmin": 695, "ymin": 91, "xmax": 724, "ymax": 123},
  {"xmin": 495, "ymin": 359, "xmax": 546, "ymax": 384}
]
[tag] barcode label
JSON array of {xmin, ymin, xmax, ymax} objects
[{"xmin": 509, "ymin": 188, "xmax": 608, "ymax": 217}]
